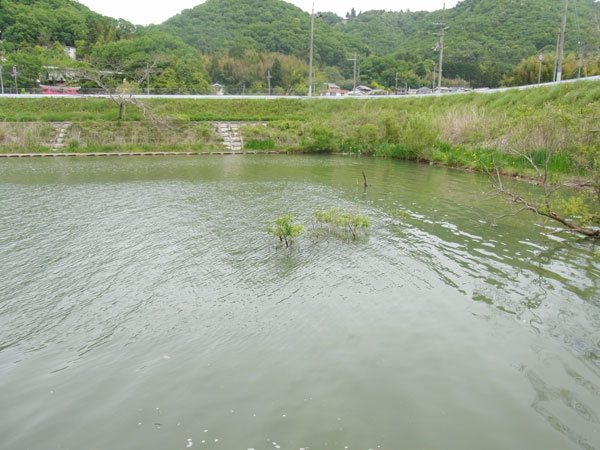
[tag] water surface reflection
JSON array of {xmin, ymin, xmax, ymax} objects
[{"xmin": 1, "ymin": 155, "xmax": 599, "ymax": 449}]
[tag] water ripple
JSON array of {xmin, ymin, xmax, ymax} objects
[{"xmin": 1, "ymin": 156, "xmax": 600, "ymax": 450}]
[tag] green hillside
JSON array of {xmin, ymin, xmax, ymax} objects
[
  {"xmin": 157, "ymin": 0, "xmax": 600, "ymax": 87},
  {"xmin": 341, "ymin": 0, "xmax": 600, "ymax": 61},
  {"xmin": 1, "ymin": 0, "xmax": 600, "ymax": 91},
  {"xmin": 0, "ymin": 0, "xmax": 134, "ymax": 49},
  {"xmin": 339, "ymin": 0, "xmax": 600, "ymax": 84},
  {"xmin": 160, "ymin": 0, "xmax": 365, "ymax": 67}
]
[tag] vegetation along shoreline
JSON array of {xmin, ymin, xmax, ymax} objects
[
  {"xmin": 2, "ymin": 79, "xmax": 598, "ymax": 236},
  {"xmin": 0, "ymin": 80, "xmax": 597, "ymax": 179}
]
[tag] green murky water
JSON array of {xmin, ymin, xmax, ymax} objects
[{"xmin": 1, "ymin": 155, "xmax": 599, "ymax": 450}]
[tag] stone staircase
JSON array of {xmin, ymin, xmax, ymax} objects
[
  {"xmin": 50, "ymin": 122, "xmax": 71, "ymax": 151},
  {"xmin": 215, "ymin": 122, "xmax": 243, "ymax": 151}
]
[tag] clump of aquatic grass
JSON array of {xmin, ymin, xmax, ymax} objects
[
  {"xmin": 373, "ymin": 143, "xmax": 419, "ymax": 160},
  {"xmin": 267, "ymin": 214, "xmax": 304, "ymax": 248},
  {"xmin": 428, "ymin": 142, "xmax": 477, "ymax": 168},
  {"xmin": 314, "ymin": 209, "xmax": 371, "ymax": 239}
]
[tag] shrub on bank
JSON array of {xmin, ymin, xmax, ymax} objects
[
  {"xmin": 245, "ymin": 139, "xmax": 275, "ymax": 150},
  {"xmin": 373, "ymin": 143, "xmax": 420, "ymax": 160},
  {"xmin": 301, "ymin": 126, "xmax": 339, "ymax": 152}
]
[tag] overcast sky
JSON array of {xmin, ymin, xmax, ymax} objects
[{"xmin": 78, "ymin": 0, "xmax": 458, "ymax": 26}]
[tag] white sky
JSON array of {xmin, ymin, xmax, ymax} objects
[{"xmin": 78, "ymin": 0, "xmax": 458, "ymax": 26}]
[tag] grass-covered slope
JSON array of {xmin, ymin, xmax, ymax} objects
[{"xmin": 0, "ymin": 80, "xmax": 598, "ymax": 179}]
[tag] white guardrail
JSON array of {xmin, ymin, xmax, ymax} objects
[{"xmin": 1, "ymin": 76, "xmax": 599, "ymax": 100}]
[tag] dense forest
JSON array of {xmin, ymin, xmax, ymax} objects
[{"xmin": 1, "ymin": 0, "xmax": 599, "ymax": 93}]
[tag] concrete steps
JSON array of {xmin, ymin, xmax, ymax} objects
[
  {"xmin": 49, "ymin": 122, "xmax": 72, "ymax": 151},
  {"xmin": 215, "ymin": 122, "xmax": 243, "ymax": 151}
]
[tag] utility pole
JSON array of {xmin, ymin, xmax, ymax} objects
[
  {"xmin": 12, "ymin": 65, "xmax": 17, "ymax": 94},
  {"xmin": 395, "ymin": 72, "xmax": 398, "ymax": 93},
  {"xmin": 0, "ymin": 36, "xmax": 4, "ymax": 94},
  {"xmin": 146, "ymin": 62, "xmax": 150, "ymax": 95},
  {"xmin": 538, "ymin": 53, "xmax": 543, "ymax": 84},
  {"xmin": 433, "ymin": 3, "xmax": 448, "ymax": 91},
  {"xmin": 432, "ymin": 62, "xmax": 436, "ymax": 89},
  {"xmin": 553, "ymin": 29, "xmax": 560, "ymax": 81},
  {"xmin": 347, "ymin": 53, "xmax": 357, "ymax": 91},
  {"xmin": 0, "ymin": 56, "xmax": 5, "ymax": 95},
  {"xmin": 308, "ymin": 2, "xmax": 315, "ymax": 97},
  {"xmin": 267, "ymin": 70, "xmax": 272, "ymax": 96},
  {"xmin": 556, "ymin": 0, "xmax": 569, "ymax": 82},
  {"xmin": 577, "ymin": 40, "xmax": 583, "ymax": 78}
]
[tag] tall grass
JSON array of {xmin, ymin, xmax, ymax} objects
[
  {"xmin": 0, "ymin": 122, "xmax": 55, "ymax": 152},
  {"xmin": 0, "ymin": 80, "xmax": 598, "ymax": 176},
  {"xmin": 70, "ymin": 121, "xmax": 222, "ymax": 149}
]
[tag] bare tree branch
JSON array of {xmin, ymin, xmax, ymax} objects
[
  {"xmin": 71, "ymin": 57, "xmax": 165, "ymax": 121},
  {"xmin": 488, "ymin": 144, "xmax": 600, "ymax": 239}
]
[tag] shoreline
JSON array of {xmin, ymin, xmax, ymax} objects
[
  {"xmin": 0, "ymin": 150, "xmax": 589, "ymax": 189},
  {"xmin": 0, "ymin": 150, "xmax": 291, "ymax": 158},
  {"xmin": 0, "ymin": 150, "xmax": 359, "ymax": 158}
]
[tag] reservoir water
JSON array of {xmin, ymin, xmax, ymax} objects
[{"xmin": 1, "ymin": 155, "xmax": 599, "ymax": 450}]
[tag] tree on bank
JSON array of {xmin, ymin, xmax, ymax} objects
[
  {"xmin": 75, "ymin": 57, "xmax": 161, "ymax": 120},
  {"xmin": 487, "ymin": 122, "xmax": 600, "ymax": 238}
]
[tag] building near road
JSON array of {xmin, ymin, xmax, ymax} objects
[
  {"xmin": 212, "ymin": 83, "xmax": 224, "ymax": 95},
  {"xmin": 40, "ymin": 66, "xmax": 78, "ymax": 84},
  {"xmin": 319, "ymin": 88, "xmax": 349, "ymax": 97}
]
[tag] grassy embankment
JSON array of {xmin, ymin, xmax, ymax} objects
[{"xmin": 0, "ymin": 80, "xmax": 598, "ymax": 179}]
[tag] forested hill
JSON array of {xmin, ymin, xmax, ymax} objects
[
  {"xmin": 0, "ymin": 0, "xmax": 135, "ymax": 49},
  {"xmin": 1, "ymin": 0, "xmax": 600, "ymax": 91},
  {"xmin": 339, "ymin": 0, "xmax": 600, "ymax": 68},
  {"xmin": 159, "ymin": 0, "xmax": 600, "ymax": 84},
  {"xmin": 159, "ymin": 0, "xmax": 365, "ymax": 67}
]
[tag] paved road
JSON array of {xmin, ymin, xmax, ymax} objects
[{"xmin": 2, "ymin": 76, "xmax": 599, "ymax": 100}]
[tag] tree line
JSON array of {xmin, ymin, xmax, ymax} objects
[{"xmin": 1, "ymin": 0, "xmax": 599, "ymax": 93}]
